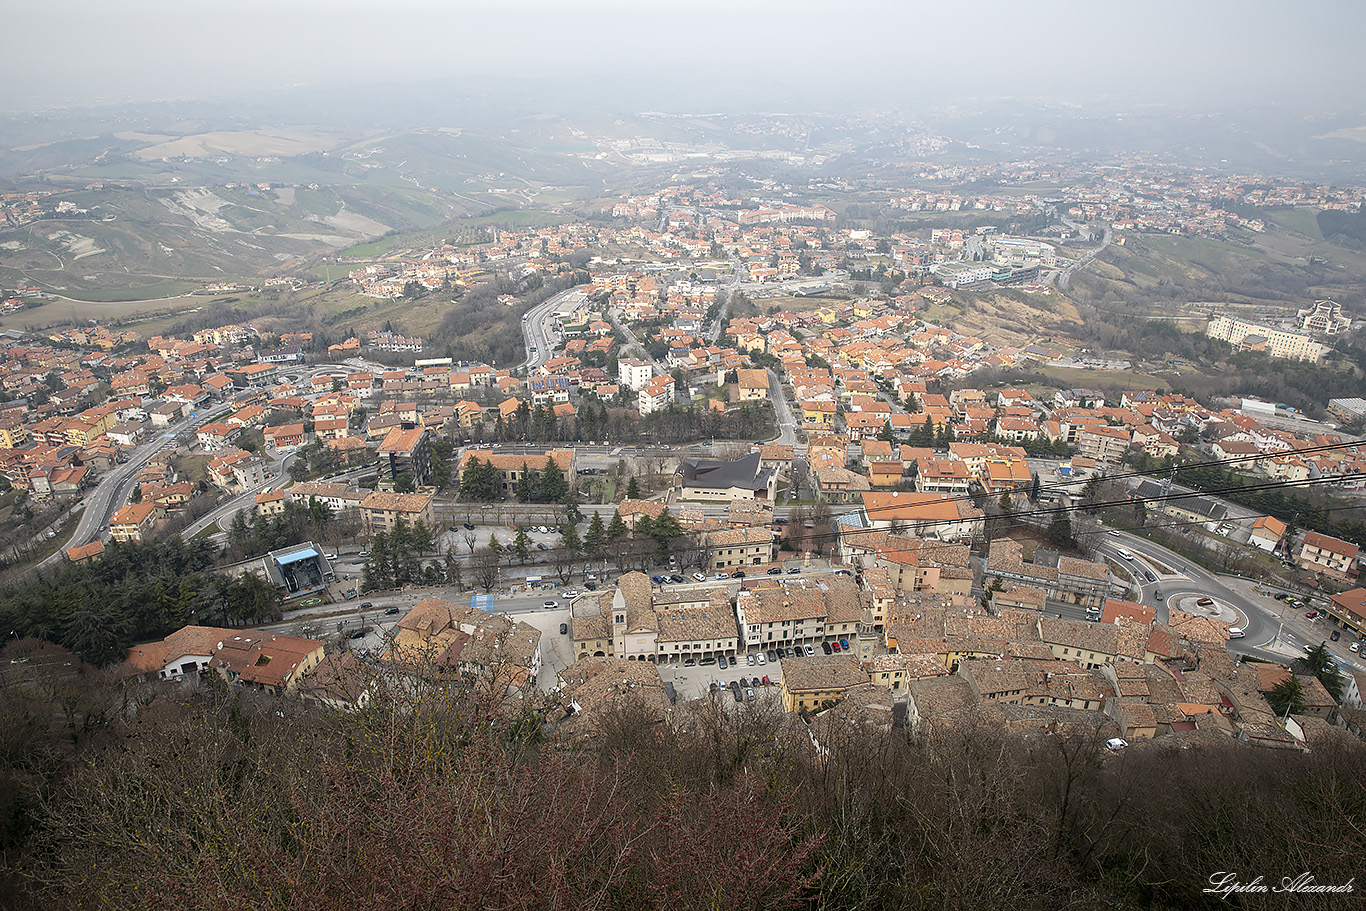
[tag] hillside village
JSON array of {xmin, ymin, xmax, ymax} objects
[{"xmin": 0, "ymin": 169, "xmax": 1362, "ymax": 760}]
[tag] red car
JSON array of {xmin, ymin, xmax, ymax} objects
[
  {"xmin": 1305, "ymin": 610, "xmax": 1319, "ymax": 620},
  {"xmin": 762, "ymin": 675, "xmax": 772, "ymax": 686}
]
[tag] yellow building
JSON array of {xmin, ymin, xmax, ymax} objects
[{"xmin": 778, "ymin": 654, "xmax": 870, "ymax": 712}]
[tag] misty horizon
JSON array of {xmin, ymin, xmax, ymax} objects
[{"xmin": 8, "ymin": 0, "xmax": 1366, "ymax": 116}]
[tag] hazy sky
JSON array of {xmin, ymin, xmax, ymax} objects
[{"xmin": 9, "ymin": 0, "xmax": 1366, "ymax": 113}]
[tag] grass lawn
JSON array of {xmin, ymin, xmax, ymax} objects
[
  {"xmin": 338, "ymin": 236, "xmax": 403, "ymax": 258},
  {"xmin": 1035, "ymin": 365, "xmax": 1173, "ymax": 391},
  {"xmin": 45, "ymin": 279, "xmax": 199, "ymax": 302},
  {"xmin": 191, "ymin": 522, "xmax": 220, "ymax": 540}
]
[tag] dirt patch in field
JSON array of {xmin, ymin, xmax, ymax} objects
[
  {"xmin": 132, "ymin": 128, "xmax": 352, "ymax": 161},
  {"xmin": 321, "ymin": 209, "xmax": 391, "ymax": 238}
]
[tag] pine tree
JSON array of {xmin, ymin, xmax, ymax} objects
[
  {"xmin": 560, "ymin": 522, "xmax": 582, "ymax": 554},
  {"xmin": 515, "ymin": 462, "xmax": 534, "ymax": 503},
  {"xmin": 513, "ymin": 526, "xmax": 530, "ymax": 564},
  {"xmin": 626, "ymin": 476, "xmax": 641, "ymax": 499},
  {"xmin": 585, "ymin": 512, "xmax": 606, "ymax": 557},
  {"xmin": 607, "ymin": 510, "xmax": 628, "ymax": 543},
  {"xmin": 562, "ymin": 490, "xmax": 582, "ymax": 526},
  {"xmin": 540, "ymin": 456, "xmax": 569, "ymax": 503}
]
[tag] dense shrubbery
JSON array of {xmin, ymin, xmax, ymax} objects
[
  {"xmin": 2, "ymin": 670, "xmax": 1364, "ymax": 911},
  {"xmin": 0, "ymin": 537, "xmax": 281, "ymax": 667}
]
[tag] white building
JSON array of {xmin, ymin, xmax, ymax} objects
[
  {"xmin": 1206, "ymin": 315, "xmax": 1329, "ymax": 363},
  {"xmin": 618, "ymin": 358, "xmax": 656, "ymax": 392}
]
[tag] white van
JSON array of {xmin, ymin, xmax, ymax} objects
[
  {"xmin": 1118, "ymin": 549, "xmax": 1133, "ymax": 560},
  {"xmin": 1228, "ymin": 627, "xmax": 1245, "ymax": 639}
]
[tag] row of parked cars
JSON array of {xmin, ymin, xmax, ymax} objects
[
  {"xmin": 683, "ymin": 641, "xmax": 855, "ymax": 668},
  {"xmin": 712, "ymin": 678, "xmax": 774, "ymax": 702}
]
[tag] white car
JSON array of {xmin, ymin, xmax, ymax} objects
[
  {"xmin": 542, "ymin": 600, "xmax": 558, "ymax": 609},
  {"xmin": 1351, "ymin": 642, "xmax": 1360, "ymax": 653},
  {"xmin": 1106, "ymin": 738, "xmax": 1128, "ymax": 751}
]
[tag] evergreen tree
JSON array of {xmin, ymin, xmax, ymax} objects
[
  {"xmin": 515, "ymin": 462, "xmax": 534, "ymax": 503},
  {"xmin": 626, "ymin": 477, "xmax": 641, "ymax": 499},
  {"xmin": 1046, "ymin": 514, "xmax": 1074, "ymax": 549},
  {"xmin": 1266, "ymin": 675, "xmax": 1306, "ymax": 717},
  {"xmin": 488, "ymin": 532, "xmax": 503, "ymax": 555},
  {"xmin": 540, "ymin": 456, "xmax": 569, "ymax": 503},
  {"xmin": 585, "ymin": 512, "xmax": 606, "ymax": 557},
  {"xmin": 513, "ymin": 526, "xmax": 530, "ymax": 564},
  {"xmin": 607, "ymin": 510, "xmax": 628, "ymax": 543},
  {"xmin": 560, "ymin": 522, "xmax": 582, "ymax": 554},
  {"xmin": 562, "ymin": 490, "xmax": 582, "ymax": 526},
  {"xmin": 460, "ymin": 456, "xmax": 499, "ymax": 501}
]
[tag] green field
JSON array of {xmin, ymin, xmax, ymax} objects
[{"xmin": 46, "ymin": 280, "xmax": 198, "ymax": 302}]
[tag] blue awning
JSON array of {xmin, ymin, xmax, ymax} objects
[{"xmin": 276, "ymin": 547, "xmax": 319, "ymax": 565}]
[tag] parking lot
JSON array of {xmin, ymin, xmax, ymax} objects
[{"xmin": 659, "ymin": 650, "xmax": 787, "ymax": 702}]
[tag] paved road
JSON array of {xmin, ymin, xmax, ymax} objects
[
  {"xmin": 37, "ymin": 410, "xmax": 218, "ymax": 572},
  {"xmin": 1058, "ymin": 219, "xmax": 1112, "ymax": 291},
  {"xmin": 518, "ymin": 286, "xmax": 585, "ymax": 374},
  {"xmin": 608, "ymin": 309, "xmax": 668, "ymax": 373},
  {"xmin": 1100, "ymin": 528, "xmax": 1365, "ymax": 673},
  {"xmin": 767, "ymin": 368, "xmax": 797, "ymax": 446},
  {"xmin": 181, "ymin": 450, "xmax": 313, "ymax": 539}
]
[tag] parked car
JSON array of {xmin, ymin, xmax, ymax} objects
[
  {"xmin": 786, "ymin": 567, "xmax": 801, "ymax": 574},
  {"xmin": 699, "ymin": 657, "xmax": 716, "ymax": 666},
  {"xmin": 670, "ymin": 574, "xmax": 685, "ymax": 584},
  {"xmin": 745, "ymin": 687, "xmax": 755, "ymax": 701},
  {"xmin": 767, "ymin": 650, "xmax": 778, "ymax": 663},
  {"xmin": 692, "ymin": 572, "xmax": 706, "ymax": 582},
  {"xmin": 359, "ymin": 602, "xmax": 373, "ymax": 610},
  {"xmin": 462, "ymin": 522, "xmax": 475, "ymax": 530},
  {"xmin": 349, "ymin": 630, "xmax": 365, "ymax": 640},
  {"xmin": 733, "ymin": 686, "xmax": 744, "ymax": 703},
  {"xmin": 731, "ymin": 570, "xmax": 746, "ymax": 578},
  {"xmin": 766, "ymin": 567, "xmax": 782, "ymax": 575},
  {"xmin": 784, "ymin": 647, "xmax": 795, "ymax": 658},
  {"xmin": 1306, "ymin": 610, "xmax": 1319, "ymax": 620},
  {"xmin": 803, "ymin": 645, "xmax": 814, "ymax": 656},
  {"xmin": 1352, "ymin": 642, "xmax": 1360, "ymax": 653},
  {"xmin": 746, "ymin": 654, "xmax": 756, "ymax": 666},
  {"xmin": 839, "ymin": 639, "xmax": 850, "ymax": 650},
  {"xmin": 384, "ymin": 607, "xmax": 400, "ymax": 616},
  {"xmin": 830, "ymin": 641, "xmax": 840, "ymax": 652},
  {"xmin": 718, "ymin": 656, "xmax": 728, "ymax": 669},
  {"xmin": 683, "ymin": 659, "xmax": 696, "ymax": 667},
  {"xmin": 1105, "ymin": 738, "xmax": 1128, "ymax": 751},
  {"xmin": 823, "ymin": 642, "xmax": 833, "ymax": 654},
  {"xmin": 1331, "ymin": 630, "xmax": 1341, "ymax": 641},
  {"xmin": 542, "ymin": 600, "xmax": 557, "ymax": 609},
  {"xmin": 563, "ymin": 590, "xmax": 579, "ymax": 598},
  {"xmin": 755, "ymin": 653, "xmax": 765, "ymax": 665},
  {"xmin": 584, "ymin": 581, "xmax": 597, "ymax": 591},
  {"xmin": 559, "ymin": 623, "xmax": 568, "ymax": 635}
]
